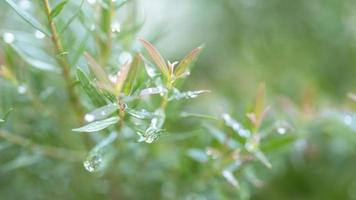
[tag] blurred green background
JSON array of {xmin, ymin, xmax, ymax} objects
[{"xmin": 1, "ymin": 0, "xmax": 356, "ymax": 199}]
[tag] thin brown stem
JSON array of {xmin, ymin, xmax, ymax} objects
[{"xmin": 42, "ymin": 0, "xmax": 84, "ymax": 123}]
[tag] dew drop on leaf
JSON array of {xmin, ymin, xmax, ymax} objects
[
  {"xmin": 17, "ymin": 84, "xmax": 27, "ymax": 94},
  {"xmin": 84, "ymin": 114, "xmax": 95, "ymax": 122},
  {"xmin": 3, "ymin": 32, "xmax": 15, "ymax": 44},
  {"xmin": 111, "ymin": 22, "xmax": 121, "ymax": 33},
  {"xmin": 34, "ymin": 30, "xmax": 45, "ymax": 39},
  {"xmin": 119, "ymin": 51, "xmax": 132, "ymax": 65},
  {"xmin": 83, "ymin": 154, "xmax": 102, "ymax": 173}
]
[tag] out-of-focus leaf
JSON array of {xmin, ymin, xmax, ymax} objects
[
  {"xmin": 203, "ymin": 123, "xmax": 240, "ymax": 149},
  {"xmin": 114, "ymin": 61, "xmax": 131, "ymax": 95},
  {"xmin": 174, "ymin": 45, "xmax": 203, "ymax": 77},
  {"xmin": 139, "ymin": 38, "xmax": 169, "ymax": 78},
  {"xmin": 261, "ymin": 134, "xmax": 297, "ymax": 152},
  {"xmin": 60, "ymin": 0, "xmax": 84, "ymax": 33},
  {"xmin": 10, "ymin": 43, "xmax": 60, "ymax": 72},
  {"xmin": 71, "ymin": 31, "xmax": 90, "ymax": 66},
  {"xmin": 1, "ymin": 153, "xmax": 41, "ymax": 172},
  {"xmin": 123, "ymin": 54, "xmax": 141, "ymax": 95},
  {"xmin": 49, "ymin": 0, "xmax": 68, "ymax": 19},
  {"xmin": 254, "ymin": 150, "xmax": 272, "ymax": 169},
  {"xmin": 247, "ymin": 82, "xmax": 269, "ymax": 131},
  {"xmin": 84, "ymin": 52, "xmax": 113, "ymax": 91},
  {"xmin": 76, "ymin": 68, "xmax": 107, "ymax": 106},
  {"xmin": 72, "ymin": 117, "xmax": 119, "ymax": 132},
  {"xmin": 5, "ymin": 0, "xmax": 50, "ymax": 36},
  {"xmin": 222, "ymin": 113, "xmax": 251, "ymax": 138},
  {"xmin": 222, "ymin": 170, "xmax": 240, "ymax": 189},
  {"xmin": 187, "ymin": 149, "xmax": 208, "ymax": 163},
  {"xmin": 0, "ymin": 65, "xmax": 18, "ymax": 85}
]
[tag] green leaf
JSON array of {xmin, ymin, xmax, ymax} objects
[
  {"xmin": 49, "ymin": 0, "xmax": 68, "ymax": 19},
  {"xmin": 175, "ymin": 45, "xmax": 203, "ymax": 77},
  {"xmin": 261, "ymin": 134, "xmax": 297, "ymax": 152},
  {"xmin": 122, "ymin": 54, "xmax": 141, "ymax": 95},
  {"xmin": 72, "ymin": 117, "xmax": 119, "ymax": 132},
  {"xmin": 60, "ymin": 0, "xmax": 84, "ymax": 33},
  {"xmin": 254, "ymin": 150, "xmax": 272, "ymax": 169},
  {"xmin": 76, "ymin": 68, "xmax": 108, "ymax": 106},
  {"xmin": 84, "ymin": 52, "xmax": 113, "ymax": 92},
  {"xmin": 139, "ymin": 38, "xmax": 170, "ymax": 78},
  {"xmin": 5, "ymin": 0, "xmax": 50, "ymax": 36}
]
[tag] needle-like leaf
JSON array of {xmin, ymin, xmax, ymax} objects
[
  {"xmin": 84, "ymin": 52, "xmax": 113, "ymax": 92},
  {"xmin": 49, "ymin": 0, "xmax": 68, "ymax": 19},
  {"xmin": 72, "ymin": 117, "xmax": 119, "ymax": 132},
  {"xmin": 175, "ymin": 45, "xmax": 204, "ymax": 77},
  {"xmin": 138, "ymin": 38, "xmax": 169, "ymax": 78},
  {"xmin": 5, "ymin": 0, "xmax": 50, "ymax": 36},
  {"xmin": 122, "ymin": 54, "xmax": 141, "ymax": 95}
]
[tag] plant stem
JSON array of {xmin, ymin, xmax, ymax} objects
[
  {"xmin": 0, "ymin": 130, "xmax": 85, "ymax": 162},
  {"xmin": 160, "ymin": 78, "xmax": 174, "ymax": 110},
  {"xmin": 42, "ymin": 0, "xmax": 84, "ymax": 123},
  {"xmin": 100, "ymin": 0, "xmax": 115, "ymax": 67}
]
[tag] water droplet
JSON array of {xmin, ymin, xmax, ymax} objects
[
  {"xmin": 140, "ymin": 87, "xmax": 167, "ymax": 96},
  {"xmin": 111, "ymin": 22, "xmax": 121, "ymax": 33},
  {"xmin": 145, "ymin": 64, "xmax": 157, "ymax": 77},
  {"xmin": 119, "ymin": 52, "xmax": 132, "ymax": 65},
  {"xmin": 205, "ymin": 147, "xmax": 220, "ymax": 159},
  {"xmin": 168, "ymin": 89, "xmax": 209, "ymax": 101},
  {"xmin": 17, "ymin": 84, "xmax": 27, "ymax": 94},
  {"xmin": 89, "ymin": 24, "xmax": 96, "ymax": 31},
  {"xmin": 344, "ymin": 114, "xmax": 353, "ymax": 125},
  {"xmin": 108, "ymin": 74, "xmax": 117, "ymax": 83},
  {"xmin": 275, "ymin": 120, "xmax": 291, "ymax": 135},
  {"xmin": 87, "ymin": 0, "xmax": 96, "ymax": 5},
  {"xmin": 84, "ymin": 114, "xmax": 95, "ymax": 122},
  {"xmin": 277, "ymin": 127, "xmax": 286, "ymax": 134},
  {"xmin": 34, "ymin": 30, "xmax": 45, "ymax": 39},
  {"xmin": 83, "ymin": 154, "xmax": 102, "ymax": 173},
  {"xmin": 3, "ymin": 32, "xmax": 15, "ymax": 44}
]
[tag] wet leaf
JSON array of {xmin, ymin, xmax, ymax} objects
[
  {"xmin": 76, "ymin": 68, "xmax": 107, "ymax": 106},
  {"xmin": 122, "ymin": 54, "xmax": 141, "ymax": 95},
  {"xmin": 84, "ymin": 103, "xmax": 118, "ymax": 122},
  {"xmin": 72, "ymin": 117, "xmax": 119, "ymax": 132},
  {"xmin": 168, "ymin": 89, "xmax": 210, "ymax": 101}
]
